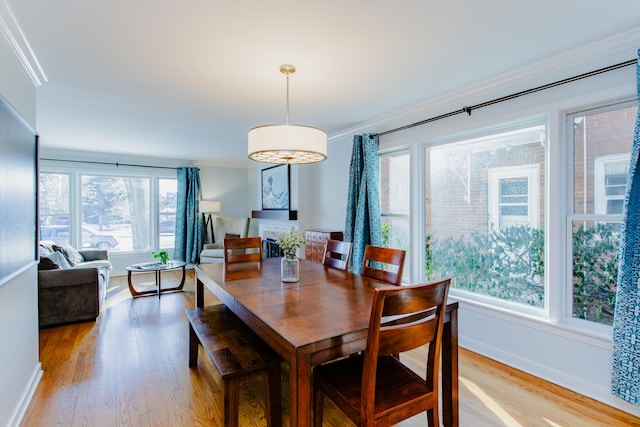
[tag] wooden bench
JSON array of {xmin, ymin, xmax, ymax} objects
[{"xmin": 186, "ymin": 305, "xmax": 282, "ymax": 427}]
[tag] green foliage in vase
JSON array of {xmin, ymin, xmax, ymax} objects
[{"xmin": 277, "ymin": 227, "xmax": 307, "ymax": 256}]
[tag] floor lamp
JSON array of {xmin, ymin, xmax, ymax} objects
[{"xmin": 200, "ymin": 201, "xmax": 221, "ymax": 243}]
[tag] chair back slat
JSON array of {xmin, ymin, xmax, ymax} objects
[
  {"xmin": 361, "ymin": 245, "xmax": 406, "ymax": 286},
  {"xmin": 322, "ymin": 240, "xmax": 352, "ymax": 271},
  {"xmin": 224, "ymin": 237, "xmax": 262, "ymax": 265}
]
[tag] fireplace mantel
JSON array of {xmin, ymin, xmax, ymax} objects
[{"xmin": 251, "ymin": 210, "xmax": 298, "ymax": 221}]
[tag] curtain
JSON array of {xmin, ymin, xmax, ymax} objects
[
  {"xmin": 174, "ymin": 167, "xmax": 203, "ymax": 263},
  {"xmin": 611, "ymin": 50, "xmax": 640, "ymax": 406},
  {"xmin": 344, "ymin": 133, "xmax": 382, "ymax": 274}
]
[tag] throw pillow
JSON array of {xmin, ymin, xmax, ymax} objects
[
  {"xmin": 44, "ymin": 251, "xmax": 73, "ymax": 269},
  {"xmin": 52, "ymin": 243, "xmax": 85, "ymax": 265},
  {"xmin": 38, "ymin": 255, "xmax": 61, "ymax": 270},
  {"xmin": 225, "ymin": 233, "xmax": 241, "ymax": 239}
]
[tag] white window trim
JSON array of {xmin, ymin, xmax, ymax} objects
[
  {"xmin": 594, "ymin": 153, "xmax": 630, "ymax": 215},
  {"xmin": 488, "ymin": 164, "xmax": 540, "ymax": 231}
]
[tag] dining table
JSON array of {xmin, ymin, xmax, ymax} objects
[{"xmin": 194, "ymin": 257, "xmax": 459, "ymax": 427}]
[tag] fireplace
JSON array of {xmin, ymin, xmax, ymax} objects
[{"xmin": 263, "ymin": 238, "xmax": 283, "ymax": 259}]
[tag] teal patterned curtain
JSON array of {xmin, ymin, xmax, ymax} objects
[
  {"xmin": 174, "ymin": 167, "xmax": 203, "ymax": 263},
  {"xmin": 344, "ymin": 134, "xmax": 382, "ymax": 274},
  {"xmin": 611, "ymin": 50, "xmax": 640, "ymax": 406}
]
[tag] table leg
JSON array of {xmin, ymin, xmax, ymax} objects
[
  {"xmin": 157, "ymin": 270, "xmax": 161, "ymax": 298},
  {"xmin": 442, "ymin": 309, "xmax": 459, "ymax": 427},
  {"xmin": 196, "ymin": 277, "xmax": 204, "ymax": 308},
  {"xmin": 128, "ymin": 266, "xmax": 187, "ymax": 298},
  {"xmin": 289, "ymin": 354, "xmax": 312, "ymax": 427}
]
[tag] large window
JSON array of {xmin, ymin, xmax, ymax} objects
[
  {"xmin": 39, "ymin": 167, "xmax": 177, "ymax": 253},
  {"xmin": 569, "ymin": 102, "xmax": 637, "ymax": 326},
  {"xmin": 424, "ymin": 124, "xmax": 546, "ymax": 310},
  {"xmin": 379, "ymin": 149, "xmax": 410, "ymax": 282},
  {"xmin": 39, "ymin": 173, "xmax": 71, "ymax": 245}
]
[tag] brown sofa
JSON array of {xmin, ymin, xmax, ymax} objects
[{"xmin": 38, "ymin": 241, "xmax": 111, "ymax": 328}]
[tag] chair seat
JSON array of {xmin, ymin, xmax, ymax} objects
[{"xmin": 314, "ymin": 354, "xmax": 433, "ymax": 419}]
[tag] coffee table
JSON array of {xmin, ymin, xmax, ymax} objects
[{"xmin": 126, "ymin": 260, "xmax": 187, "ymax": 298}]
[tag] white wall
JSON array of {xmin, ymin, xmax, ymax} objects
[
  {"xmin": 0, "ymin": 30, "xmax": 41, "ymax": 427},
  {"xmin": 199, "ymin": 163, "xmax": 250, "ymax": 218},
  {"xmin": 311, "ymin": 30, "xmax": 640, "ymax": 417}
]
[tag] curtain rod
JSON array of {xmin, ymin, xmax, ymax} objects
[
  {"xmin": 374, "ymin": 58, "xmax": 638, "ymax": 138},
  {"xmin": 41, "ymin": 158, "xmax": 181, "ymax": 170}
]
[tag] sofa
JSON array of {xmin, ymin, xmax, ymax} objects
[
  {"xmin": 38, "ymin": 240, "xmax": 112, "ymax": 327},
  {"xmin": 199, "ymin": 216, "xmax": 250, "ymax": 263}
]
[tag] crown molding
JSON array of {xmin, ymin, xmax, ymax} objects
[
  {"xmin": 328, "ymin": 26, "xmax": 640, "ymax": 143},
  {"xmin": 0, "ymin": 0, "xmax": 46, "ymax": 86}
]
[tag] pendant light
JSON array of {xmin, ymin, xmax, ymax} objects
[{"xmin": 248, "ymin": 64, "xmax": 327, "ymax": 164}]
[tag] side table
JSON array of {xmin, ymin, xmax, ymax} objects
[{"xmin": 126, "ymin": 260, "xmax": 187, "ymax": 298}]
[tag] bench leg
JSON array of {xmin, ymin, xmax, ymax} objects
[
  {"xmin": 266, "ymin": 362, "xmax": 282, "ymax": 427},
  {"xmin": 188, "ymin": 323, "xmax": 199, "ymax": 367},
  {"xmin": 223, "ymin": 378, "xmax": 240, "ymax": 427}
]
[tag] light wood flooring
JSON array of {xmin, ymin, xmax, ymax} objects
[{"xmin": 21, "ymin": 270, "xmax": 640, "ymax": 426}]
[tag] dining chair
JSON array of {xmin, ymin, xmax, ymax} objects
[
  {"xmin": 223, "ymin": 236, "xmax": 262, "ymax": 264},
  {"xmin": 313, "ymin": 278, "xmax": 451, "ymax": 427},
  {"xmin": 361, "ymin": 244, "xmax": 406, "ymax": 285},
  {"xmin": 322, "ymin": 239, "xmax": 352, "ymax": 271}
]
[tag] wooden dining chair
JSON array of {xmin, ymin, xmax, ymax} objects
[
  {"xmin": 223, "ymin": 236, "xmax": 262, "ymax": 264},
  {"xmin": 361, "ymin": 244, "xmax": 406, "ymax": 285},
  {"xmin": 322, "ymin": 239, "xmax": 352, "ymax": 271},
  {"xmin": 313, "ymin": 278, "xmax": 451, "ymax": 427}
]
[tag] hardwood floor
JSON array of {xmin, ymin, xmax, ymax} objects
[{"xmin": 22, "ymin": 270, "xmax": 640, "ymax": 426}]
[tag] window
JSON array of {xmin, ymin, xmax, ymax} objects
[
  {"xmin": 594, "ymin": 154, "xmax": 629, "ymax": 215},
  {"xmin": 39, "ymin": 173, "xmax": 71, "ymax": 245},
  {"xmin": 81, "ymin": 175, "xmax": 151, "ymax": 251},
  {"xmin": 488, "ymin": 165, "xmax": 540, "ymax": 230},
  {"xmin": 39, "ymin": 166, "xmax": 177, "ymax": 253},
  {"xmin": 159, "ymin": 178, "xmax": 177, "ymax": 249},
  {"xmin": 425, "ymin": 124, "xmax": 546, "ymax": 310},
  {"xmin": 569, "ymin": 102, "xmax": 637, "ymax": 326},
  {"xmin": 379, "ymin": 149, "xmax": 410, "ymax": 282}
]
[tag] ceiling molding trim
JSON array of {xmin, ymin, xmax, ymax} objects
[
  {"xmin": 328, "ymin": 26, "xmax": 640, "ymax": 143},
  {"xmin": 0, "ymin": 0, "xmax": 47, "ymax": 86}
]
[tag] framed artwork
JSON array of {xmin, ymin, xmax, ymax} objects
[{"xmin": 261, "ymin": 165, "xmax": 290, "ymax": 210}]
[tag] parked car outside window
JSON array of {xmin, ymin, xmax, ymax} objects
[{"xmin": 40, "ymin": 225, "xmax": 119, "ymax": 250}]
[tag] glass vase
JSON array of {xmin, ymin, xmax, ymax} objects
[{"xmin": 281, "ymin": 254, "xmax": 300, "ymax": 283}]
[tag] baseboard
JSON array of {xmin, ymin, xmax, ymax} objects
[{"xmin": 8, "ymin": 363, "xmax": 42, "ymax": 427}]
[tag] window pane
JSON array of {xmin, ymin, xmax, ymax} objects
[
  {"xmin": 573, "ymin": 106, "xmax": 636, "ymax": 214},
  {"xmin": 159, "ymin": 178, "xmax": 177, "ymax": 249},
  {"xmin": 81, "ymin": 175, "xmax": 150, "ymax": 251},
  {"xmin": 572, "ymin": 220, "xmax": 620, "ymax": 325},
  {"xmin": 39, "ymin": 173, "xmax": 70, "ymax": 245},
  {"xmin": 380, "ymin": 150, "xmax": 410, "ymax": 283},
  {"xmin": 425, "ymin": 125, "xmax": 546, "ymax": 308},
  {"xmin": 570, "ymin": 103, "xmax": 637, "ymax": 325}
]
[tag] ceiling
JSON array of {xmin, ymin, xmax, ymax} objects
[{"xmin": 8, "ymin": 1, "xmax": 640, "ymax": 166}]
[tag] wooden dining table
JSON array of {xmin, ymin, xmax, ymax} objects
[{"xmin": 194, "ymin": 257, "xmax": 459, "ymax": 427}]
